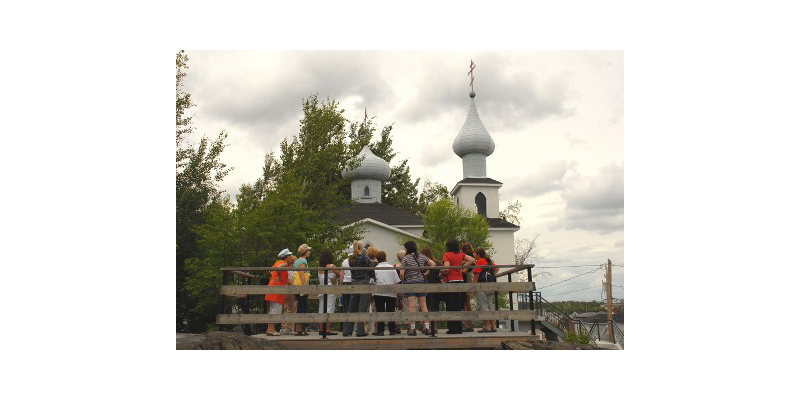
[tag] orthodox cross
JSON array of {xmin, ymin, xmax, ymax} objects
[{"xmin": 468, "ymin": 59, "xmax": 476, "ymax": 92}]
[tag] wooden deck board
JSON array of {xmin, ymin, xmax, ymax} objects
[{"xmin": 249, "ymin": 330, "xmax": 537, "ymax": 350}]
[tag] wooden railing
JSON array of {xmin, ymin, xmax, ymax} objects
[{"xmin": 217, "ymin": 264, "xmax": 540, "ymax": 339}]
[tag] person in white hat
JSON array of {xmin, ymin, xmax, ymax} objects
[{"xmin": 265, "ymin": 249, "xmax": 293, "ymax": 336}]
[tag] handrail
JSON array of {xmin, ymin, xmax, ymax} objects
[
  {"xmin": 611, "ymin": 320, "xmax": 624, "ymax": 348},
  {"xmin": 220, "ymin": 282, "xmax": 535, "ymax": 296},
  {"xmin": 219, "ymin": 264, "xmax": 537, "ymax": 272},
  {"xmin": 217, "ymin": 310, "xmax": 541, "ymax": 324}
]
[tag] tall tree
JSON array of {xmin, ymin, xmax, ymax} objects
[{"xmin": 176, "ymin": 50, "xmax": 232, "ymax": 332}]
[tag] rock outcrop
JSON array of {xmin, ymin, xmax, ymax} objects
[
  {"xmin": 177, "ymin": 331, "xmax": 286, "ymax": 350},
  {"xmin": 498, "ymin": 339, "xmax": 609, "ymax": 350}
]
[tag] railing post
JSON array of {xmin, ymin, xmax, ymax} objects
[
  {"xmin": 507, "ymin": 273, "xmax": 514, "ymax": 332},
  {"xmin": 494, "ymin": 290, "xmax": 499, "ymax": 329},
  {"xmin": 527, "ymin": 266, "xmax": 534, "ymax": 335},
  {"xmin": 322, "ymin": 268, "xmax": 329, "ymax": 339},
  {"xmin": 219, "ymin": 270, "xmax": 228, "ymax": 332}
]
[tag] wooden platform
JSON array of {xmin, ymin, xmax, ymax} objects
[{"xmin": 251, "ymin": 329, "xmax": 537, "ymax": 350}]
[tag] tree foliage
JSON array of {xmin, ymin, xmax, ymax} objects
[
  {"xmin": 418, "ymin": 179, "xmax": 450, "ymax": 214},
  {"xmin": 421, "ymin": 198, "xmax": 492, "ymax": 257},
  {"xmin": 176, "ymin": 51, "xmax": 232, "ymax": 332},
  {"xmin": 499, "ymin": 200, "xmax": 523, "ymax": 226}
]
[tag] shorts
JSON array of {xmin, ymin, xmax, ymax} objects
[
  {"xmin": 404, "ymin": 293, "xmax": 426, "ymax": 297},
  {"xmin": 269, "ymin": 302, "xmax": 283, "ymax": 314},
  {"xmin": 318, "ymin": 294, "xmax": 337, "ymax": 313},
  {"xmin": 476, "ymin": 291, "xmax": 493, "ymax": 311}
]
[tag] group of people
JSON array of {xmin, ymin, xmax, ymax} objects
[{"xmin": 263, "ymin": 239, "xmax": 499, "ymax": 337}]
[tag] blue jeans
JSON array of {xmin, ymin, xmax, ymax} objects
[{"xmin": 343, "ymin": 280, "xmax": 370, "ymax": 335}]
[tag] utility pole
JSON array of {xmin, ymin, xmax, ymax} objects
[{"xmin": 606, "ymin": 259, "xmax": 615, "ymax": 343}]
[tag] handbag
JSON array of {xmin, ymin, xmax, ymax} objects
[{"xmin": 477, "ymin": 262, "xmax": 497, "ymax": 283}]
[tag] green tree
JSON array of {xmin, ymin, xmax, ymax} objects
[
  {"xmin": 184, "ymin": 95, "xmax": 365, "ymax": 332},
  {"xmin": 176, "ymin": 50, "xmax": 232, "ymax": 332},
  {"xmin": 418, "ymin": 179, "xmax": 450, "ymax": 214},
  {"xmin": 421, "ymin": 198, "xmax": 492, "ymax": 257}
]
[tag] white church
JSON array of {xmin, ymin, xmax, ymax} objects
[{"xmin": 338, "ymin": 89, "xmax": 520, "ymax": 266}]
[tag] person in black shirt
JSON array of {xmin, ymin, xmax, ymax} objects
[
  {"xmin": 342, "ymin": 241, "xmax": 372, "ymax": 337},
  {"xmin": 461, "ymin": 242, "xmax": 476, "ymax": 332},
  {"xmin": 422, "ymin": 246, "xmax": 444, "ymax": 336}
]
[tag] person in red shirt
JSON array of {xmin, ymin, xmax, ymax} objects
[
  {"xmin": 473, "ymin": 248, "xmax": 500, "ymax": 332},
  {"xmin": 441, "ymin": 238, "xmax": 475, "ymax": 334}
]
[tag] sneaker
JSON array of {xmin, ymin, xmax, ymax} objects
[
  {"xmin": 356, "ymin": 333, "xmax": 368, "ymax": 337},
  {"xmin": 373, "ymin": 332, "xmax": 384, "ymax": 336},
  {"xmin": 463, "ymin": 328, "xmax": 474, "ymax": 332},
  {"xmin": 407, "ymin": 330, "xmax": 417, "ymax": 336},
  {"xmin": 478, "ymin": 329, "xmax": 492, "ymax": 333}
]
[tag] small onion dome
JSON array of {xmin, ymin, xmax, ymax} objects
[
  {"xmin": 342, "ymin": 145, "xmax": 391, "ymax": 181},
  {"xmin": 452, "ymin": 97, "xmax": 495, "ymax": 157}
]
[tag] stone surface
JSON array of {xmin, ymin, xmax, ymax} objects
[
  {"xmin": 176, "ymin": 331, "xmax": 286, "ymax": 350},
  {"xmin": 497, "ymin": 339, "xmax": 610, "ymax": 350}
]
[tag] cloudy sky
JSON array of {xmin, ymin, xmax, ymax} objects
[{"xmin": 183, "ymin": 50, "xmax": 623, "ymax": 301}]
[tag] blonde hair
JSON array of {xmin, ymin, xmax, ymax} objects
[
  {"xmin": 396, "ymin": 251, "xmax": 406, "ymax": 262},
  {"xmin": 366, "ymin": 246, "xmax": 379, "ymax": 260},
  {"xmin": 352, "ymin": 241, "xmax": 364, "ymax": 257}
]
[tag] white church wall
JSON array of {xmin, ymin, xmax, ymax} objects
[
  {"xmin": 488, "ymin": 229, "xmax": 515, "ymax": 266},
  {"xmin": 358, "ymin": 222, "xmax": 409, "ymax": 257},
  {"xmin": 398, "ymin": 227, "xmax": 425, "ymax": 238},
  {"xmin": 454, "ymin": 185, "xmax": 500, "ymax": 218}
]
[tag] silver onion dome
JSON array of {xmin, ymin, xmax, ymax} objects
[
  {"xmin": 452, "ymin": 97, "xmax": 495, "ymax": 158},
  {"xmin": 342, "ymin": 145, "xmax": 391, "ymax": 181}
]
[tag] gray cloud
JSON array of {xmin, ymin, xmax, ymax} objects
[
  {"xmin": 186, "ymin": 51, "xmax": 396, "ymax": 148},
  {"xmin": 557, "ymin": 163, "xmax": 624, "ymax": 233},
  {"xmin": 564, "ymin": 131, "xmax": 587, "ymax": 147},
  {"xmin": 505, "ymin": 160, "xmax": 576, "ymax": 198},
  {"xmin": 400, "ymin": 54, "xmax": 575, "ymax": 130}
]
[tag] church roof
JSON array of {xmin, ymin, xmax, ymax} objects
[
  {"xmin": 455, "ymin": 177, "xmax": 503, "ymax": 185},
  {"xmin": 337, "ymin": 203, "xmax": 518, "ymax": 229},
  {"xmin": 342, "ymin": 146, "xmax": 391, "ymax": 181},
  {"xmin": 336, "ymin": 202, "xmax": 423, "ymax": 226},
  {"xmin": 486, "ymin": 217, "xmax": 520, "ymax": 229},
  {"xmin": 452, "ymin": 97, "xmax": 495, "ymax": 158}
]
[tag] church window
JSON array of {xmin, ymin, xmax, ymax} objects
[
  {"xmin": 364, "ymin": 186, "xmax": 370, "ymax": 197},
  {"xmin": 475, "ymin": 192, "xmax": 486, "ymax": 216}
]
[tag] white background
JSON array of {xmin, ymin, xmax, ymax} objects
[{"xmin": 2, "ymin": 0, "xmax": 799, "ymax": 399}]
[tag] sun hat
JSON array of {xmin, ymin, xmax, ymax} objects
[
  {"xmin": 297, "ymin": 244, "xmax": 312, "ymax": 255},
  {"xmin": 278, "ymin": 248, "xmax": 293, "ymax": 258}
]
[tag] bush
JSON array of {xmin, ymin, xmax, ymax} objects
[{"xmin": 563, "ymin": 331, "xmax": 592, "ymax": 346}]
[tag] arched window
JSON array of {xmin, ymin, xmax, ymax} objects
[
  {"xmin": 475, "ymin": 192, "xmax": 487, "ymax": 216},
  {"xmin": 364, "ymin": 186, "xmax": 370, "ymax": 197}
]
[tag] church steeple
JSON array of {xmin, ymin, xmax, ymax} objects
[
  {"xmin": 452, "ymin": 63, "xmax": 495, "ymax": 179},
  {"xmin": 342, "ymin": 145, "xmax": 391, "ymax": 203}
]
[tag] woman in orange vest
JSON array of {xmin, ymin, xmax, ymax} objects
[{"xmin": 265, "ymin": 248, "xmax": 294, "ymax": 336}]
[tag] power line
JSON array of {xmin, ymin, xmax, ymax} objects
[
  {"xmin": 612, "ymin": 284, "xmax": 624, "ymax": 289},
  {"xmin": 548, "ymin": 284, "xmax": 604, "ymax": 296},
  {"xmin": 535, "ymin": 264, "xmax": 603, "ymax": 269},
  {"xmin": 538, "ymin": 266, "xmax": 604, "ymax": 290},
  {"xmin": 613, "ymin": 264, "xmax": 624, "ymax": 268}
]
